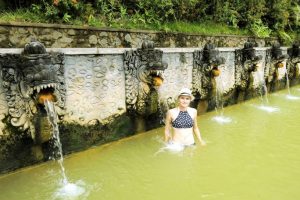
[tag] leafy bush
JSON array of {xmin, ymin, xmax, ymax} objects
[
  {"xmin": 1, "ymin": 0, "xmax": 299, "ymax": 43},
  {"xmin": 31, "ymin": 0, "xmax": 91, "ymax": 23},
  {"xmin": 250, "ymin": 19, "xmax": 272, "ymax": 38}
]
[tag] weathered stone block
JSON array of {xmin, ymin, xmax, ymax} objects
[{"xmin": 89, "ymin": 35, "xmax": 98, "ymax": 45}]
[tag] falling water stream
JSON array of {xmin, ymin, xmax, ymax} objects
[
  {"xmin": 212, "ymin": 75, "xmax": 232, "ymax": 124},
  {"xmin": 254, "ymin": 70, "xmax": 280, "ymax": 113},
  {"xmin": 1, "ymin": 86, "xmax": 300, "ymax": 200},
  {"xmin": 44, "ymin": 100, "xmax": 85, "ymax": 199},
  {"xmin": 44, "ymin": 100, "xmax": 68, "ymax": 184},
  {"xmin": 285, "ymin": 67, "xmax": 300, "ymax": 100},
  {"xmin": 257, "ymin": 70, "xmax": 269, "ymax": 104}
]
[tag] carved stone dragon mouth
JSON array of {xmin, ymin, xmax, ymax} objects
[
  {"xmin": 192, "ymin": 43, "xmax": 226, "ymax": 100},
  {"xmin": 137, "ymin": 61, "xmax": 167, "ymax": 87},
  {"xmin": 19, "ymin": 61, "xmax": 61, "ymax": 103},
  {"xmin": 124, "ymin": 40, "xmax": 168, "ymax": 118},
  {"xmin": 147, "ymin": 62, "xmax": 167, "ymax": 86},
  {"xmin": 33, "ymin": 83, "xmax": 57, "ymax": 94},
  {"xmin": 0, "ymin": 40, "xmax": 65, "ymax": 142},
  {"xmin": 271, "ymin": 42, "xmax": 288, "ymax": 61},
  {"xmin": 24, "ymin": 81, "xmax": 59, "ymax": 100}
]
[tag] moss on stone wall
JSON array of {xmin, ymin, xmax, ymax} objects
[
  {"xmin": 0, "ymin": 113, "xmax": 134, "ymax": 174},
  {"xmin": 0, "ymin": 116, "xmax": 37, "ymax": 173},
  {"xmin": 58, "ymin": 114, "xmax": 134, "ymax": 154}
]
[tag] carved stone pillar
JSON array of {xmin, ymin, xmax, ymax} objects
[
  {"xmin": 0, "ymin": 40, "xmax": 66, "ymax": 144},
  {"xmin": 124, "ymin": 40, "xmax": 167, "ymax": 132},
  {"xmin": 287, "ymin": 43, "xmax": 300, "ymax": 85},
  {"xmin": 235, "ymin": 41, "xmax": 262, "ymax": 101},
  {"xmin": 192, "ymin": 43, "xmax": 225, "ymax": 113},
  {"xmin": 265, "ymin": 42, "xmax": 288, "ymax": 92}
]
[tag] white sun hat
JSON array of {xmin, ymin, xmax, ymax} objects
[{"xmin": 178, "ymin": 88, "xmax": 194, "ymax": 100}]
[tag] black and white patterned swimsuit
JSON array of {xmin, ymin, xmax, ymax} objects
[{"xmin": 172, "ymin": 110, "xmax": 194, "ymax": 128}]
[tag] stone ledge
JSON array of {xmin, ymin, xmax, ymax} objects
[
  {"xmin": 0, "ymin": 21, "xmax": 276, "ymax": 39},
  {"xmin": 0, "ymin": 22, "xmax": 278, "ymax": 48},
  {"xmin": 0, "ymin": 47, "xmax": 276, "ymax": 55}
]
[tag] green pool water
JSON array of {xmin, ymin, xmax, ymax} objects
[{"xmin": 1, "ymin": 86, "xmax": 300, "ymax": 200}]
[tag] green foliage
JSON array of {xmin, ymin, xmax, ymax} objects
[
  {"xmin": 277, "ymin": 30, "xmax": 293, "ymax": 45},
  {"xmin": 264, "ymin": 0, "xmax": 291, "ymax": 30},
  {"xmin": 163, "ymin": 21, "xmax": 250, "ymax": 36},
  {"xmin": 0, "ymin": 0, "xmax": 299, "ymax": 42},
  {"xmin": 214, "ymin": 1, "xmax": 240, "ymax": 27},
  {"xmin": 31, "ymin": 0, "xmax": 90, "ymax": 23},
  {"xmin": 288, "ymin": 2, "xmax": 300, "ymax": 29},
  {"xmin": 250, "ymin": 19, "xmax": 272, "ymax": 38},
  {"xmin": 0, "ymin": 8, "xmax": 47, "ymax": 22}
]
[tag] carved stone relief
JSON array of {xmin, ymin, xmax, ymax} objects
[
  {"xmin": 0, "ymin": 64, "xmax": 8, "ymax": 135},
  {"xmin": 124, "ymin": 41, "xmax": 167, "ymax": 116},
  {"xmin": 235, "ymin": 41, "xmax": 262, "ymax": 91},
  {"xmin": 287, "ymin": 43, "xmax": 300, "ymax": 79},
  {"xmin": 159, "ymin": 52, "xmax": 193, "ymax": 110},
  {"xmin": 64, "ymin": 55, "xmax": 126, "ymax": 124},
  {"xmin": 265, "ymin": 42, "xmax": 288, "ymax": 84},
  {"xmin": 192, "ymin": 43, "xmax": 225, "ymax": 100},
  {"xmin": 251, "ymin": 50, "xmax": 266, "ymax": 89},
  {"xmin": 0, "ymin": 41, "xmax": 66, "ymax": 140},
  {"xmin": 216, "ymin": 51, "xmax": 235, "ymax": 95}
]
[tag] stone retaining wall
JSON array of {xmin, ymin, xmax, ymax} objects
[{"xmin": 0, "ymin": 22, "xmax": 277, "ymax": 48}]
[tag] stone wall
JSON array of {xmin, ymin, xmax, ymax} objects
[
  {"xmin": 0, "ymin": 22, "xmax": 278, "ymax": 49},
  {"xmin": 0, "ymin": 45, "xmax": 296, "ymax": 174}
]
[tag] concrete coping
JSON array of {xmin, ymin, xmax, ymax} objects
[{"xmin": 0, "ymin": 47, "xmax": 277, "ymax": 55}]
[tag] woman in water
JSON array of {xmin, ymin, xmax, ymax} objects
[{"xmin": 164, "ymin": 88, "xmax": 206, "ymax": 146}]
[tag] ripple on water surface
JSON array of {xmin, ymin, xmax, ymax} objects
[
  {"xmin": 253, "ymin": 105, "xmax": 280, "ymax": 113},
  {"xmin": 211, "ymin": 115, "xmax": 232, "ymax": 124},
  {"xmin": 286, "ymin": 94, "xmax": 300, "ymax": 100}
]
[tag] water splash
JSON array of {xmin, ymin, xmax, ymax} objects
[
  {"xmin": 53, "ymin": 180, "xmax": 87, "ymax": 200},
  {"xmin": 211, "ymin": 115, "xmax": 232, "ymax": 124},
  {"xmin": 286, "ymin": 94, "xmax": 300, "ymax": 100},
  {"xmin": 252, "ymin": 68, "xmax": 280, "ymax": 113},
  {"xmin": 154, "ymin": 142, "xmax": 185, "ymax": 155},
  {"xmin": 285, "ymin": 66, "xmax": 300, "ymax": 100},
  {"xmin": 253, "ymin": 105, "xmax": 280, "ymax": 113},
  {"xmin": 164, "ymin": 142, "xmax": 185, "ymax": 152}
]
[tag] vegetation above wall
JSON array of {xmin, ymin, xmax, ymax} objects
[{"xmin": 0, "ymin": 0, "xmax": 299, "ymax": 44}]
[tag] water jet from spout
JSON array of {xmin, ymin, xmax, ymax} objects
[{"xmin": 213, "ymin": 72, "xmax": 232, "ymax": 124}]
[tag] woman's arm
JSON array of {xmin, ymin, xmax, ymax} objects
[
  {"xmin": 164, "ymin": 110, "xmax": 172, "ymax": 142},
  {"xmin": 193, "ymin": 109, "xmax": 206, "ymax": 146}
]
